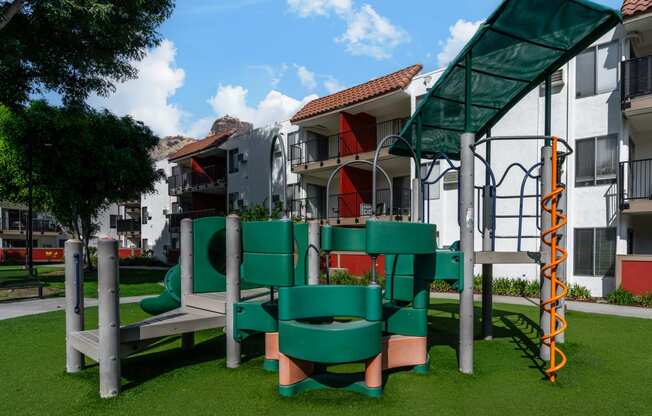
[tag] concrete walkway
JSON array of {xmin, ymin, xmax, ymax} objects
[
  {"xmin": 431, "ymin": 293, "xmax": 652, "ymax": 320},
  {"xmin": 0, "ymin": 295, "xmax": 149, "ymax": 321}
]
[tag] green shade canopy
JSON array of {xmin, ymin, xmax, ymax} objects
[{"xmin": 391, "ymin": 0, "xmax": 621, "ymax": 161}]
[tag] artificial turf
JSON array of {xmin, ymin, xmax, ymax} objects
[{"xmin": 1, "ymin": 299, "xmax": 650, "ymax": 416}]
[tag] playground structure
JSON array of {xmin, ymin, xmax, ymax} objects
[{"xmin": 63, "ymin": 0, "xmax": 621, "ymax": 399}]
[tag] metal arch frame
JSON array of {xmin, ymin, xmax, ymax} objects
[
  {"xmin": 268, "ymin": 133, "xmax": 288, "ymax": 218},
  {"xmin": 373, "ymin": 135, "xmax": 420, "ymax": 221},
  {"xmin": 325, "ymin": 160, "xmax": 393, "ymax": 222}
]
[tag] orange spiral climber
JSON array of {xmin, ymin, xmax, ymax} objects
[{"xmin": 540, "ymin": 136, "xmax": 568, "ymax": 382}]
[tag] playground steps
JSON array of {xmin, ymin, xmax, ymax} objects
[
  {"xmin": 185, "ymin": 287, "xmax": 270, "ymax": 314},
  {"xmin": 68, "ymin": 306, "xmax": 226, "ymax": 362},
  {"xmin": 474, "ymin": 251, "xmax": 540, "ymax": 264}
]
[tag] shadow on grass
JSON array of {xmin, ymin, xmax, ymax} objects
[{"xmin": 428, "ymin": 302, "xmax": 547, "ymax": 376}]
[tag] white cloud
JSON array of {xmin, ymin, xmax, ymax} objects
[
  {"xmin": 437, "ymin": 19, "xmax": 483, "ymax": 67},
  {"xmin": 87, "ymin": 39, "xmax": 187, "ymax": 137},
  {"xmin": 288, "ymin": 1, "xmax": 408, "ymax": 60},
  {"xmin": 287, "ymin": 0, "xmax": 351, "ymax": 17},
  {"xmin": 324, "ymin": 77, "xmax": 346, "ymax": 93},
  {"xmin": 295, "ymin": 65, "xmax": 317, "ymax": 90},
  {"xmin": 248, "ymin": 63, "xmax": 288, "ymax": 88},
  {"xmin": 336, "ymin": 4, "xmax": 409, "ymax": 60},
  {"xmin": 207, "ymin": 84, "xmax": 318, "ymax": 127}
]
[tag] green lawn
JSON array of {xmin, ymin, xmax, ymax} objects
[
  {"xmin": 1, "ymin": 300, "xmax": 651, "ymax": 415},
  {"xmin": 0, "ymin": 265, "xmax": 166, "ymax": 298}
]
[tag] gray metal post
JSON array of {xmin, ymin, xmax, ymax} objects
[
  {"xmin": 540, "ymin": 146, "xmax": 552, "ymax": 361},
  {"xmin": 226, "ymin": 214, "xmax": 242, "ymax": 368},
  {"xmin": 308, "ymin": 220, "xmax": 320, "ymax": 285},
  {"xmin": 98, "ymin": 239, "xmax": 120, "ymax": 398},
  {"xmin": 556, "ymin": 182, "xmax": 567, "ymax": 344},
  {"xmin": 459, "ymin": 132, "xmax": 475, "ymax": 374},
  {"xmin": 411, "ymin": 177, "xmax": 421, "ymax": 223},
  {"xmin": 482, "ymin": 183, "xmax": 494, "ymax": 340},
  {"xmin": 180, "ymin": 218, "xmax": 194, "ymax": 350},
  {"xmin": 65, "ymin": 240, "xmax": 84, "ymax": 373}
]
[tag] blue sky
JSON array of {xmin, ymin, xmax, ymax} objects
[{"xmin": 88, "ymin": 0, "xmax": 624, "ymax": 138}]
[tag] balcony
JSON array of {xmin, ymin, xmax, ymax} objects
[
  {"xmin": 0, "ymin": 216, "xmax": 59, "ymax": 235},
  {"xmin": 168, "ymin": 164, "xmax": 226, "ymax": 196},
  {"xmin": 116, "ymin": 219, "xmax": 141, "ymax": 234},
  {"xmin": 622, "ymin": 56, "xmax": 652, "ymax": 129},
  {"xmin": 289, "ymin": 188, "xmax": 411, "ymax": 225},
  {"xmin": 168, "ymin": 208, "xmax": 221, "ymax": 233},
  {"xmin": 289, "ymin": 118, "xmax": 406, "ymax": 174},
  {"xmin": 619, "ymin": 158, "xmax": 652, "ymax": 213}
]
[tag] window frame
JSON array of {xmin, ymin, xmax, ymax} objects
[
  {"xmin": 575, "ymin": 40, "xmax": 619, "ymax": 98},
  {"xmin": 228, "ymin": 148, "xmax": 239, "ymax": 174},
  {"xmin": 573, "ymin": 227, "xmax": 616, "ymax": 277},
  {"xmin": 141, "ymin": 207, "xmax": 148, "ymax": 225},
  {"xmin": 575, "ymin": 134, "xmax": 618, "ymax": 187},
  {"xmin": 109, "ymin": 214, "xmax": 119, "ymax": 229}
]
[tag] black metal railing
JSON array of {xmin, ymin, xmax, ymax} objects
[
  {"xmin": 168, "ymin": 164, "xmax": 226, "ymax": 196},
  {"xmin": 622, "ymin": 56, "xmax": 652, "ymax": 106},
  {"xmin": 619, "ymin": 158, "xmax": 652, "ymax": 209},
  {"xmin": 168, "ymin": 208, "xmax": 222, "ymax": 232},
  {"xmin": 289, "ymin": 188, "xmax": 411, "ymax": 221},
  {"xmin": 116, "ymin": 219, "xmax": 140, "ymax": 234},
  {"xmin": 0, "ymin": 216, "xmax": 59, "ymax": 233},
  {"xmin": 289, "ymin": 118, "xmax": 406, "ymax": 167}
]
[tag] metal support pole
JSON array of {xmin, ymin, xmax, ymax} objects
[
  {"xmin": 308, "ymin": 220, "xmax": 320, "ymax": 285},
  {"xmin": 459, "ymin": 132, "xmax": 475, "ymax": 375},
  {"xmin": 180, "ymin": 218, "xmax": 194, "ymax": 350},
  {"xmin": 411, "ymin": 177, "xmax": 421, "ymax": 223},
  {"xmin": 540, "ymin": 146, "xmax": 552, "ymax": 361},
  {"xmin": 226, "ymin": 214, "xmax": 242, "ymax": 369},
  {"xmin": 65, "ymin": 240, "xmax": 84, "ymax": 373},
  {"xmin": 98, "ymin": 239, "xmax": 120, "ymax": 398},
  {"xmin": 556, "ymin": 183, "xmax": 567, "ymax": 344},
  {"xmin": 481, "ymin": 184, "xmax": 493, "ymax": 340}
]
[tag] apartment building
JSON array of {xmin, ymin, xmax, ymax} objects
[{"xmin": 0, "ymin": 202, "xmax": 64, "ymax": 248}]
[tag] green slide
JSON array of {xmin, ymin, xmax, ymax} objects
[{"xmin": 140, "ymin": 264, "xmax": 181, "ymax": 315}]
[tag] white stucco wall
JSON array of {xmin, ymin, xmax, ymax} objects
[{"xmin": 141, "ymin": 159, "xmax": 175, "ymax": 262}]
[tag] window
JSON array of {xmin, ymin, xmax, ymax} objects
[
  {"xmin": 576, "ymin": 41, "xmax": 618, "ymax": 98},
  {"xmin": 574, "ymin": 228, "xmax": 616, "ymax": 276},
  {"xmin": 228, "ymin": 192, "xmax": 238, "ymax": 211},
  {"xmin": 421, "ymin": 162, "xmax": 441, "ymax": 200},
  {"xmin": 109, "ymin": 215, "xmax": 119, "ymax": 229},
  {"xmin": 141, "ymin": 207, "xmax": 148, "ymax": 225},
  {"xmin": 575, "ymin": 135, "xmax": 618, "ymax": 187},
  {"xmin": 142, "ymin": 238, "xmax": 149, "ymax": 251},
  {"xmin": 228, "ymin": 148, "xmax": 239, "ymax": 173}
]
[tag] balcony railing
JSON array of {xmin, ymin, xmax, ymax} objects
[
  {"xmin": 168, "ymin": 208, "xmax": 221, "ymax": 232},
  {"xmin": 619, "ymin": 158, "xmax": 652, "ymax": 209},
  {"xmin": 289, "ymin": 118, "xmax": 406, "ymax": 167},
  {"xmin": 622, "ymin": 56, "xmax": 652, "ymax": 107},
  {"xmin": 168, "ymin": 164, "xmax": 226, "ymax": 196},
  {"xmin": 116, "ymin": 219, "xmax": 140, "ymax": 234},
  {"xmin": 0, "ymin": 218, "xmax": 59, "ymax": 233},
  {"xmin": 289, "ymin": 188, "xmax": 411, "ymax": 221}
]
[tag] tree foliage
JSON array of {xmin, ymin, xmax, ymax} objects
[
  {"xmin": 0, "ymin": 0, "xmax": 174, "ymax": 107},
  {"xmin": 0, "ymin": 101, "xmax": 162, "ymax": 264}
]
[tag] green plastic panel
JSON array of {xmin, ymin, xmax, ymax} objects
[
  {"xmin": 366, "ymin": 220, "xmax": 437, "ymax": 255},
  {"xmin": 242, "ymin": 220, "xmax": 293, "ymax": 254},
  {"xmin": 278, "ymin": 373, "xmax": 382, "ymax": 398},
  {"xmin": 242, "ymin": 253, "xmax": 295, "ymax": 287},
  {"xmin": 279, "ymin": 319, "xmax": 382, "ymax": 363},
  {"xmin": 321, "ymin": 225, "xmax": 366, "ymax": 252},
  {"xmin": 193, "ymin": 217, "xmax": 228, "ymax": 293},
  {"xmin": 233, "ymin": 300, "xmax": 278, "ymax": 342},
  {"xmin": 435, "ymin": 250, "xmax": 464, "ymax": 291},
  {"xmin": 278, "ymin": 285, "xmax": 382, "ymax": 321},
  {"xmin": 383, "ymin": 303, "xmax": 428, "ymax": 337}
]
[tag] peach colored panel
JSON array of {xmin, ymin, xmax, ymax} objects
[
  {"xmin": 279, "ymin": 353, "xmax": 315, "ymax": 386},
  {"xmin": 382, "ymin": 335, "xmax": 427, "ymax": 370},
  {"xmin": 265, "ymin": 332, "xmax": 279, "ymax": 360},
  {"xmin": 365, "ymin": 353, "xmax": 383, "ymax": 388}
]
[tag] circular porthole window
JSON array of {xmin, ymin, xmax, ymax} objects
[{"xmin": 208, "ymin": 228, "xmax": 227, "ymax": 275}]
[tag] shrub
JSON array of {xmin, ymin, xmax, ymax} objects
[
  {"xmin": 636, "ymin": 292, "xmax": 652, "ymax": 308},
  {"xmin": 120, "ymin": 256, "xmax": 168, "ymax": 267},
  {"xmin": 431, "ymin": 280, "xmax": 453, "ymax": 293},
  {"xmin": 607, "ymin": 287, "xmax": 637, "ymax": 306},
  {"xmin": 568, "ymin": 284, "xmax": 592, "ymax": 301}
]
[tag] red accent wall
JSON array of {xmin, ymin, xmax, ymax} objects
[
  {"xmin": 0, "ymin": 248, "xmax": 144, "ymax": 264},
  {"xmin": 329, "ymin": 253, "xmax": 385, "ymax": 277},
  {"xmin": 339, "ymin": 112, "xmax": 377, "ymax": 155},
  {"xmin": 621, "ymin": 260, "xmax": 652, "ymax": 295},
  {"xmin": 340, "ymin": 167, "xmax": 372, "ymax": 217}
]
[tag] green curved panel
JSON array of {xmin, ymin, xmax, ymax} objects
[
  {"xmin": 242, "ymin": 219, "xmax": 293, "ymax": 253},
  {"xmin": 193, "ymin": 216, "xmax": 228, "ymax": 293},
  {"xmin": 164, "ymin": 264, "xmax": 181, "ymax": 303},
  {"xmin": 139, "ymin": 289, "xmax": 180, "ymax": 315},
  {"xmin": 321, "ymin": 225, "xmax": 366, "ymax": 252},
  {"xmin": 366, "ymin": 220, "xmax": 437, "ymax": 255},
  {"xmin": 234, "ymin": 300, "xmax": 279, "ymax": 342},
  {"xmin": 383, "ymin": 303, "xmax": 428, "ymax": 337},
  {"xmin": 279, "ymin": 375, "xmax": 381, "ymax": 398},
  {"xmin": 278, "ymin": 285, "xmax": 382, "ymax": 321},
  {"xmin": 435, "ymin": 250, "xmax": 464, "ymax": 292},
  {"xmin": 243, "ymin": 253, "xmax": 294, "ymax": 287},
  {"xmin": 279, "ymin": 320, "xmax": 382, "ymax": 363}
]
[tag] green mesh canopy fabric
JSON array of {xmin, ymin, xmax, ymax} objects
[{"xmin": 391, "ymin": 0, "xmax": 621, "ymax": 160}]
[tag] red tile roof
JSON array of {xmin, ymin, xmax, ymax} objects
[
  {"xmin": 169, "ymin": 129, "xmax": 235, "ymax": 161},
  {"xmin": 290, "ymin": 64, "xmax": 423, "ymax": 123},
  {"xmin": 622, "ymin": 0, "xmax": 652, "ymax": 17}
]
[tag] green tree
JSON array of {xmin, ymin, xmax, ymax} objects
[
  {"xmin": 0, "ymin": 101, "xmax": 162, "ymax": 266},
  {"xmin": 0, "ymin": 0, "xmax": 174, "ymax": 107}
]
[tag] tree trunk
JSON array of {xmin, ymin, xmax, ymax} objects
[
  {"xmin": 80, "ymin": 216, "xmax": 94, "ymax": 271},
  {"xmin": 0, "ymin": 0, "xmax": 25, "ymax": 31}
]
